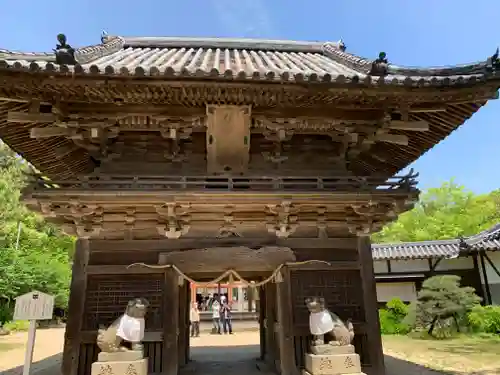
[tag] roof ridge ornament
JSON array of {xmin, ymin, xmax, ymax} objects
[
  {"xmin": 337, "ymin": 39, "xmax": 346, "ymax": 52},
  {"xmin": 369, "ymin": 52, "xmax": 389, "ymax": 76},
  {"xmin": 458, "ymin": 236, "xmax": 470, "ymax": 251},
  {"xmin": 486, "ymin": 47, "xmax": 500, "ymax": 72},
  {"xmin": 101, "ymin": 30, "xmax": 109, "ymax": 44},
  {"xmin": 54, "ymin": 33, "xmax": 76, "ymax": 65}
]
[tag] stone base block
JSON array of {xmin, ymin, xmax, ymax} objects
[
  {"xmin": 303, "ymin": 371, "xmax": 365, "ymax": 375},
  {"xmin": 97, "ymin": 350, "xmax": 143, "ymax": 362},
  {"xmin": 305, "ymin": 352, "xmax": 361, "ymax": 375},
  {"xmin": 311, "ymin": 344, "xmax": 355, "ymax": 355},
  {"xmin": 91, "ymin": 358, "xmax": 148, "ymax": 375}
]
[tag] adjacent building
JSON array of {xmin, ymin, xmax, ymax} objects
[{"xmin": 373, "ymin": 224, "xmax": 500, "ymax": 305}]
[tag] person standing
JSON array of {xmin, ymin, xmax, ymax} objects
[
  {"xmin": 211, "ymin": 298, "xmax": 221, "ymax": 334},
  {"xmin": 221, "ymin": 301, "xmax": 233, "ymax": 334},
  {"xmin": 190, "ymin": 302, "xmax": 200, "ymax": 337}
]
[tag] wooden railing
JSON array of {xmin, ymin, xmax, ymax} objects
[{"xmin": 28, "ymin": 170, "xmax": 418, "ymax": 193}]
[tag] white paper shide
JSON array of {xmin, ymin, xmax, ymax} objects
[
  {"xmin": 309, "ymin": 310, "xmax": 335, "ymax": 336},
  {"xmin": 116, "ymin": 314, "xmax": 145, "ymax": 343}
]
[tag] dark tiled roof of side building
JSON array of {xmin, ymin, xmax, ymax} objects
[
  {"xmin": 1, "ymin": 35, "xmax": 500, "ymax": 85},
  {"xmin": 372, "ymin": 223, "xmax": 500, "ymax": 260}
]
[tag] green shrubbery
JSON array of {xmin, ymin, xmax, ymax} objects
[
  {"xmin": 467, "ymin": 305, "xmax": 500, "ymax": 334},
  {"xmin": 2, "ymin": 320, "xmax": 31, "ymax": 332},
  {"xmin": 379, "ymin": 275, "xmax": 500, "ymax": 338},
  {"xmin": 379, "ymin": 298, "xmax": 411, "ymax": 334}
]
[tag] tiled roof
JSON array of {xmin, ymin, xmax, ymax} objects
[
  {"xmin": 372, "ymin": 223, "xmax": 500, "ymax": 260},
  {"xmin": 1, "ymin": 35, "xmax": 499, "ymax": 85},
  {"xmin": 467, "ymin": 224, "xmax": 500, "ymax": 251},
  {"xmin": 372, "ymin": 239, "xmax": 460, "ymax": 260}
]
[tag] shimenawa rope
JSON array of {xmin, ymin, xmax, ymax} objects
[{"xmin": 126, "ymin": 259, "xmax": 333, "ymax": 287}]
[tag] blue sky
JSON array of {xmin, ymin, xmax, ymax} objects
[{"xmin": 0, "ymin": 0, "xmax": 498, "ymax": 193}]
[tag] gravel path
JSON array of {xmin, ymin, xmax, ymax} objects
[
  {"xmin": 0, "ymin": 328, "xmax": 64, "ymax": 375},
  {"xmin": 0, "ymin": 329, "xmax": 450, "ymax": 375}
]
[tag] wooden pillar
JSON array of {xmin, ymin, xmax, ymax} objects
[
  {"xmin": 185, "ymin": 283, "xmax": 191, "ymax": 364},
  {"xmin": 178, "ymin": 282, "xmax": 188, "ymax": 367},
  {"xmin": 163, "ymin": 269, "xmax": 179, "ymax": 375},
  {"xmin": 472, "ymin": 253, "xmax": 486, "ymax": 304},
  {"xmin": 479, "ymin": 251, "xmax": 493, "ymax": 305},
  {"xmin": 191, "ymin": 283, "xmax": 196, "ymax": 304},
  {"xmin": 247, "ymin": 283, "xmax": 253, "ymax": 312},
  {"xmin": 62, "ymin": 238, "xmax": 90, "ymax": 375},
  {"xmin": 358, "ymin": 236, "xmax": 385, "ymax": 375},
  {"xmin": 276, "ymin": 266, "xmax": 296, "ymax": 375},
  {"xmin": 265, "ymin": 282, "xmax": 277, "ymax": 366},
  {"xmin": 259, "ymin": 286, "xmax": 266, "ymax": 360}
]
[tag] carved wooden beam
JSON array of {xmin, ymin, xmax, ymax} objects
[
  {"xmin": 368, "ymin": 133, "xmax": 409, "ymax": 146},
  {"xmin": 388, "ymin": 120, "xmax": 429, "ymax": 132},
  {"xmin": 37, "ymin": 202, "xmax": 101, "ymax": 218},
  {"xmin": 75, "ymin": 224, "xmax": 102, "ymax": 239},
  {"xmin": 8, "ymin": 111, "xmax": 57, "ymax": 123},
  {"xmin": 347, "ymin": 219, "xmax": 384, "ymax": 237},
  {"xmin": 30, "ymin": 127, "xmax": 75, "ymax": 139}
]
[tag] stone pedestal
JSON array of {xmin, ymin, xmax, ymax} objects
[
  {"xmin": 91, "ymin": 351, "xmax": 148, "ymax": 375},
  {"xmin": 303, "ymin": 345, "xmax": 365, "ymax": 375}
]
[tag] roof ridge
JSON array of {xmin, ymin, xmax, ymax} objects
[
  {"xmin": 0, "ymin": 48, "xmax": 54, "ymax": 62},
  {"xmin": 373, "ymin": 222, "xmax": 500, "ymax": 249},
  {"xmin": 120, "ymin": 36, "xmax": 337, "ymax": 53},
  {"xmin": 466, "ymin": 222, "xmax": 500, "ymax": 244},
  {"xmin": 372, "ymin": 238, "xmax": 459, "ymax": 248},
  {"xmin": 321, "ymin": 42, "xmax": 373, "ymax": 75},
  {"xmin": 74, "ymin": 36, "xmax": 124, "ymax": 64}
]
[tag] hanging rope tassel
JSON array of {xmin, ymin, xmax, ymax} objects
[{"xmin": 274, "ymin": 269, "xmax": 284, "ymax": 283}]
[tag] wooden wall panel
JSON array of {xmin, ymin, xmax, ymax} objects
[
  {"xmin": 77, "ymin": 272, "xmax": 166, "ymax": 375},
  {"xmin": 82, "ymin": 274, "xmax": 164, "ymax": 330}
]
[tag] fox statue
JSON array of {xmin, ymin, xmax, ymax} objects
[{"xmin": 305, "ymin": 296, "xmax": 354, "ymax": 346}]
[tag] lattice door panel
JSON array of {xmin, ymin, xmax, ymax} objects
[
  {"xmin": 290, "ymin": 269, "xmax": 365, "ymax": 330},
  {"xmin": 83, "ymin": 274, "xmax": 163, "ymax": 330}
]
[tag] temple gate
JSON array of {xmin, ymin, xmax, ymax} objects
[{"xmin": 0, "ymin": 34, "xmax": 499, "ymax": 375}]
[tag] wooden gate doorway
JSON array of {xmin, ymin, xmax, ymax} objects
[
  {"xmin": 172, "ymin": 273, "xmax": 280, "ymax": 375},
  {"xmin": 158, "ymin": 245, "xmax": 295, "ymax": 375}
]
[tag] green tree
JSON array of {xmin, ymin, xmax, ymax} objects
[
  {"xmin": 373, "ymin": 180, "xmax": 500, "ymax": 243},
  {"xmin": 416, "ymin": 275, "xmax": 481, "ymax": 336},
  {"xmin": 0, "ymin": 142, "xmax": 73, "ymax": 325}
]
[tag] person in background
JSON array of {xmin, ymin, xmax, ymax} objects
[
  {"xmin": 211, "ymin": 298, "xmax": 221, "ymax": 334},
  {"xmin": 190, "ymin": 302, "xmax": 200, "ymax": 337},
  {"xmin": 221, "ymin": 300, "xmax": 233, "ymax": 334}
]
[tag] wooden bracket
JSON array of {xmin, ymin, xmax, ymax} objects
[
  {"xmin": 155, "ymin": 203, "xmax": 191, "ymax": 239},
  {"xmin": 266, "ymin": 202, "xmax": 299, "ymax": 239},
  {"xmin": 75, "ymin": 224, "xmax": 102, "ymax": 239},
  {"xmin": 217, "ymin": 206, "xmax": 241, "ymax": 238},
  {"xmin": 347, "ymin": 218, "xmax": 383, "ymax": 237},
  {"xmin": 316, "ymin": 207, "xmax": 328, "ymax": 239}
]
